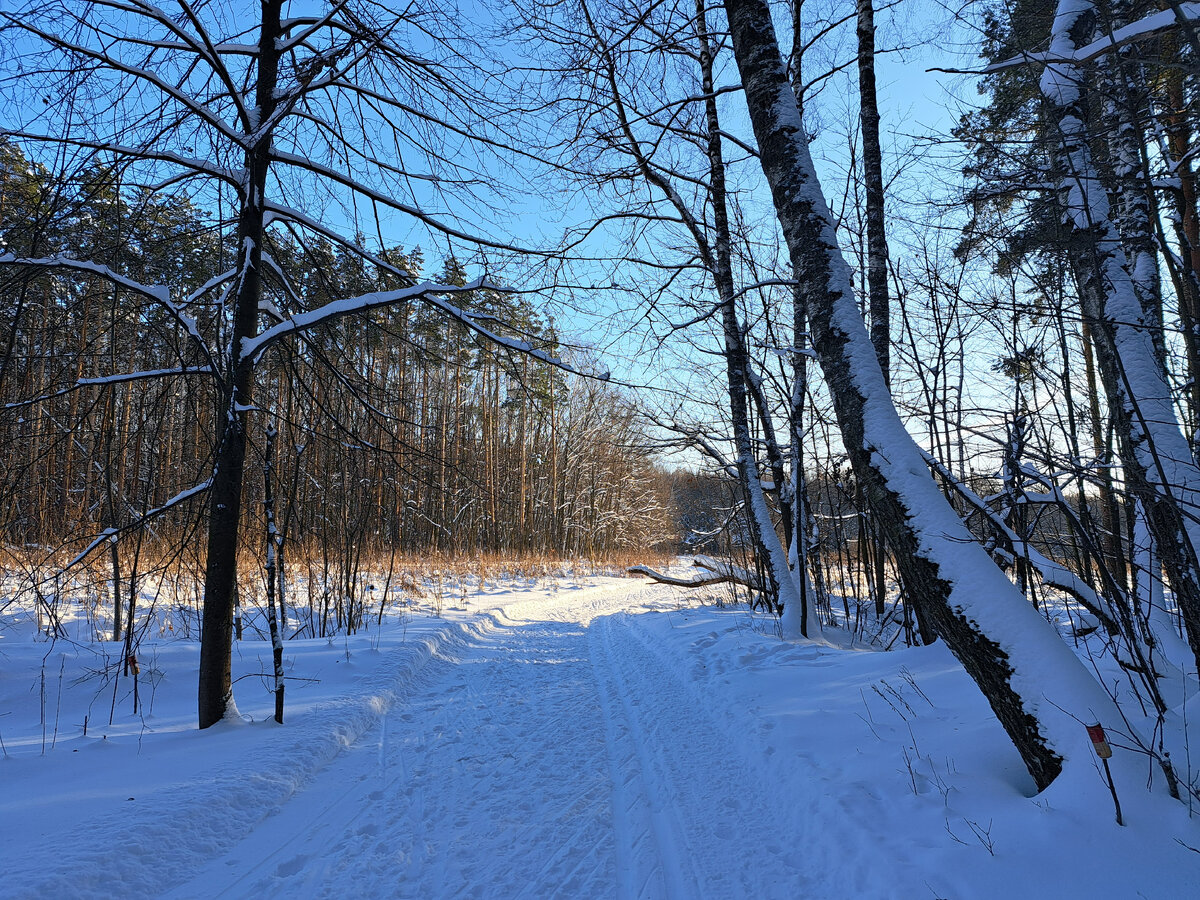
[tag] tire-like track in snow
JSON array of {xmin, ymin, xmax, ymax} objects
[
  {"xmin": 590, "ymin": 611, "xmax": 805, "ymax": 899},
  {"xmin": 165, "ymin": 585, "xmax": 805, "ymax": 898}
]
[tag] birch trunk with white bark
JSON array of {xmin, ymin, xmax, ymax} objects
[
  {"xmin": 723, "ymin": 0, "xmax": 1126, "ymax": 790},
  {"xmin": 1040, "ymin": 0, "xmax": 1200, "ymax": 678}
]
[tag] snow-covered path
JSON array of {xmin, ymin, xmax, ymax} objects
[
  {"xmin": 164, "ymin": 585, "xmax": 802, "ymax": 899},
  {"xmin": 5, "ymin": 575, "xmax": 1198, "ymax": 899}
]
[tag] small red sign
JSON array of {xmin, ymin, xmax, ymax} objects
[{"xmin": 1086, "ymin": 722, "xmax": 1113, "ymax": 759}]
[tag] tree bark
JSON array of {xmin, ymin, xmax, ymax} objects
[
  {"xmin": 856, "ymin": 0, "xmax": 897, "ymax": 632},
  {"xmin": 197, "ymin": 0, "xmax": 282, "ymax": 728},
  {"xmin": 264, "ymin": 422, "xmax": 285, "ymax": 724},
  {"xmin": 856, "ymin": 0, "xmax": 890, "ymax": 387},
  {"xmin": 1041, "ymin": 0, "xmax": 1200, "ymax": 677},
  {"xmin": 1162, "ymin": 63, "xmax": 1200, "ymax": 438},
  {"xmin": 723, "ymin": 0, "xmax": 1124, "ymax": 790},
  {"xmin": 693, "ymin": 0, "xmax": 808, "ymax": 633}
]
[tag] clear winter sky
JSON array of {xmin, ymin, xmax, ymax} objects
[
  {"xmin": 1, "ymin": 0, "xmax": 996, "ymax": 453},
  {"xmin": 521, "ymin": 0, "xmax": 992, "ymax": 409}
]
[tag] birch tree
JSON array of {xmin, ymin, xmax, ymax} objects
[
  {"xmin": 721, "ymin": 0, "xmax": 1140, "ymax": 790},
  {"xmin": 528, "ymin": 0, "xmax": 824, "ymax": 634},
  {"xmin": 962, "ymin": 0, "xmax": 1200, "ymax": 676},
  {"xmin": 1031, "ymin": 0, "xmax": 1200, "ymax": 680}
]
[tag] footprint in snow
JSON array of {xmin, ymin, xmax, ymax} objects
[{"xmin": 274, "ymin": 855, "xmax": 307, "ymax": 877}]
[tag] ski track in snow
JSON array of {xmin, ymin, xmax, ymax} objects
[
  {"xmin": 156, "ymin": 584, "xmax": 804, "ymax": 899},
  {"xmin": 592, "ymin": 612, "xmax": 809, "ymax": 899}
]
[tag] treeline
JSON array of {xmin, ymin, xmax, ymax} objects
[{"xmin": 0, "ymin": 143, "xmax": 673, "ymax": 563}]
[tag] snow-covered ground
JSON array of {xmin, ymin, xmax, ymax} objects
[{"xmin": 2, "ymin": 573, "xmax": 1198, "ymax": 898}]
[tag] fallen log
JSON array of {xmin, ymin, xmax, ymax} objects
[{"xmin": 628, "ymin": 555, "xmax": 763, "ymax": 591}]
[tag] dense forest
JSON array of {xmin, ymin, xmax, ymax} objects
[{"xmin": 0, "ymin": 147, "xmax": 671, "ymax": 561}]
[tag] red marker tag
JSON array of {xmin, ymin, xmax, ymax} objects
[{"xmin": 1086, "ymin": 723, "xmax": 1113, "ymax": 759}]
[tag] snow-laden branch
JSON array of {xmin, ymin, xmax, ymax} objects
[
  {"xmin": 185, "ymin": 267, "xmax": 238, "ymax": 305},
  {"xmin": 261, "ymin": 205, "xmax": 597, "ymax": 378},
  {"xmin": 276, "ymin": 3, "xmax": 354, "ymax": 54},
  {"xmin": 424, "ymin": 291, "xmax": 593, "ymax": 377},
  {"xmin": 630, "ymin": 555, "xmax": 763, "ymax": 591},
  {"xmin": 940, "ymin": 2, "xmax": 1200, "ymax": 74},
  {"xmin": 241, "ymin": 278, "xmax": 493, "ymax": 361},
  {"xmin": 5, "ymin": 367, "xmax": 213, "ymax": 410},
  {"xmin": 66, "ymin": 479, "xmax": 213, "ymax": 568},
  {"xmin": 920, "ymin": 450, "xmax": 1119, "ymax": 633},
  {"xmin": 0, "ymin": 252, "xmax": 170, "ymax": 300},
  {"xmin": 642, "ymin": 412, "xmax": 739, "ymax": 479},
  {"xmin": 0, "ymin": 253, "xmax": 216, "ymax": 368},
  {"xmin": 240, "ymin": 278, "xmax": 585, "ymax": 378}
]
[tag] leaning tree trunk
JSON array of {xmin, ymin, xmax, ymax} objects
[
  {"xmin": 1095, "ymin": 18, "xmax": 1166, "ymax": 373},
  {"xmin": 197, "ymin": 0, "xmax": 283, "ymax": 729},
  {"xmin": 723, "ymin": 0, "xmax": 1125, "ymax": 791}
]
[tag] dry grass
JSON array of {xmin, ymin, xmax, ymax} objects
[{"xmin": 1, "ymin": 539, "xmax": 678, "ymax": 640}]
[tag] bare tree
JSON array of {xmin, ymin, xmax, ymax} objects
[
  {"xmin": 721, "ymin": 0, "xmax": 1133, "ymax": 791},
  {"xmin": 529, "ymin": 0, "xmax": 823, "ymax": 634},
  {"xmin": 1, "ymin": 0, "xmax": 574, "ymax": 727}
]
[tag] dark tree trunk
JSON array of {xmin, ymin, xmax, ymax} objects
[
  {"xmin": 856, "ymin": 0, "xmax": 890, "ymax": 387},
  {"xmin": 197, "ymin": 0, "xmax": 283, "ymax": 729},
  {"xmin": 695, "ymin": 0, "xmax": 802, "ymax": 628},
  {"xmin": 856, "ymin": 0, "xmax": 896, "ymax": 630},
  {"xmin": 1162, "ymin": 65, "xmax": 1200, "ymax": 439},
  {"xmin": 264, "ymin": 423, "xmax": 285, "ymax": 724},
  {"xmin": 786, "ymin": 8, "xmax": 817, "ymax": 634}
]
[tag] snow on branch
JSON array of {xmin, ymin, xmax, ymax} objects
[
  {"xmin": 185, "ymin": 267, "xmax": 238, "ymax": 305},
  {"xmin": 1, "ymin": 253, "xmax": 159, "ymax": 303},
  {"xmin": 945, "ymin": 2, "xmax": 1200, "ymax": 74},
  {"xmin": 629, "ymin": 555, "xmax": 763, "ymax": 591},
  {"xmin": 425, "ymin": 292, "xmax": 593, "ymax": 377},
  {"xmin": 260, "ymin": 205, "xmax": 598, "ymax": 378},
  {"xmin": 240, "ymin": 278, "xmax": 584, "ymax": 377},
  {"xmin": 276, "ymin": 7, "xmax": 356, "ymax": 54},
  {"xmin": 641, "ymin": 413, "xmax": 739, "ymax": 478},
  {"xmin": 5, "ymin": 367, "xmax": 213, "ymax": 410},
  {"xmin": 66, "ymin": 479, "xmax": 213, "ymax": 568},
  {"xmin": 920, "ymin": 450, "xmax": 1120, "ymax": 633},
  {"xmin": 627, "ymin": 565, "xmax": 739, "ymax": 588},
  {"xmin": 240, "ymin": 280, "xmax": 479, "ymax": 360},
  {"xmin": 0, "ymin": 253, "xmax": 215, "ymax": 366}
]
